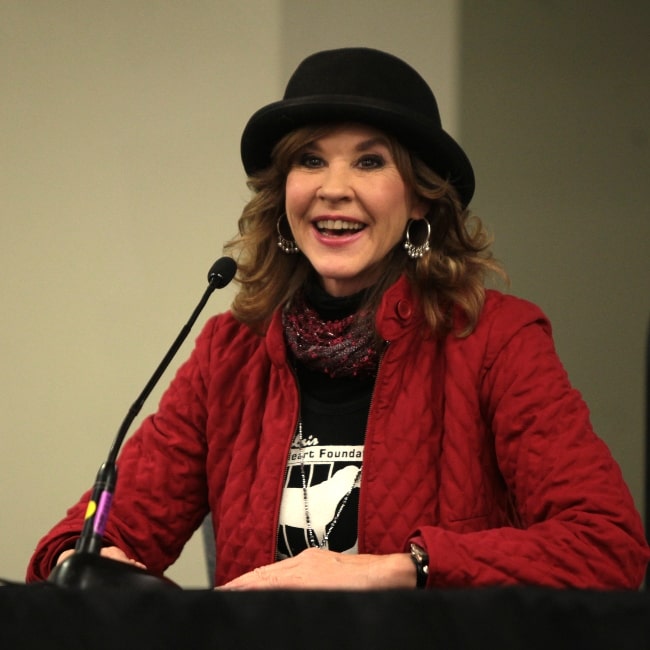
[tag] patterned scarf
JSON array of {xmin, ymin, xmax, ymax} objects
[{"xmin": 282, "ymin": 288, "xmax": 379, "ymax": 379}]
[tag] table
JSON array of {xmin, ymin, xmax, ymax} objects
[{"xmin": 2, "ymin": 583, "xmax": 649, "ymax": 649}]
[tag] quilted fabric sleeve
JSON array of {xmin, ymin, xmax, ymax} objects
[
  {"xmin": 26, "ymin": 313, "xmax": 227, "ymax": 581},
  {"xmin": 414, "ymin": 302, "xmax": 649, "ymax": 589}
]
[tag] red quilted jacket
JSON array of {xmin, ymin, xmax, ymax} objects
[{"xmin": 27, "ymin": 276, "xmax": 649, "ymax": 587}]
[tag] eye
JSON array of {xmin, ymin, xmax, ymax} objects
[
  {"xmin": 356, "ymin": 154, "xmax": 385, "ymax": 169},
  {"xmin": 296, "ymin": 152, "xmax": 324, "ymax": 168}
]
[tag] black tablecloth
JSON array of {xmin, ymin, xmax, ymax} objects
[{"xmin": 2, "ymin": 583, "xmax": 649, "ymax": 650}]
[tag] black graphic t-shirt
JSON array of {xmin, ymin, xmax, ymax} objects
[{"xmin": 276, "ymin": 374, "xmax": 372, "ymax": 559}]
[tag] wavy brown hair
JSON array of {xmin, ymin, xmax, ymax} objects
[{"xmin": 224, "ymin": 123, "xmax": 505, "ymax": 336}]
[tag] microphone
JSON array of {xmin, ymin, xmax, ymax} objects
[
  {"xmin": 48, "ymin": 256, "xmax": 236, "ymax": 589},
  {"xmin": 208, "ymin": 256, "xmax": 237, "ymax": 288}
]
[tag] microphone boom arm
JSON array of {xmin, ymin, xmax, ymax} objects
[{"xmin": 74, "ymin": 257, "xmax": 236, "ymax": 555}]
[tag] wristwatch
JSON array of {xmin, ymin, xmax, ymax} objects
[{"xmin": 409, "ymin": 542, "xmax": 429, "ymax": 589}]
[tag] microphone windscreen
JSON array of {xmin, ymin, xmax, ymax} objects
[{"xmin": 208, "ymin": 257, "xmax": 237, "ymax": 288}]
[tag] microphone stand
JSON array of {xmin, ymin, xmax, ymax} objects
[{"xmin": 48, "ymin": 257, "xmax": 236, "ymax": 589}]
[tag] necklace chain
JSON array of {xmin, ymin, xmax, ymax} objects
[{"xmin": 297, "ymin": 420, "xmax": 361, "ymax": 549}]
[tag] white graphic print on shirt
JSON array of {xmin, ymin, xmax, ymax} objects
[{"xmin": 277, "ymin": 431, "xmax": 363, "ymax": 558}]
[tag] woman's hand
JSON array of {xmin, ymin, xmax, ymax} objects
[
  {"xmin": 218, "ymin": 547, "xmax": 416, "ymax": 591},
  {"xmin": 56, "ymin": 546, "xmax": 147, "ymax": 570}
]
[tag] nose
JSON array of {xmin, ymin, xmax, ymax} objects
[{"xmin": 316, "ymin": 163, "xmax": 353, "ymax": 202}]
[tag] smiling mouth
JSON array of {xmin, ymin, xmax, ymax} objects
[{"xmin": 314, "ymin": 219, "xmax": 365, "ymax": 236}]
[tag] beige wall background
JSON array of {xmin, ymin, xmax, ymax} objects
[
  {"xmin": 1, "ymin": 1, "xmax": 647, "ymax": 587},
  {"xmin": 460, "ymin": 1, "xmax": 650, "ymax": 528}
]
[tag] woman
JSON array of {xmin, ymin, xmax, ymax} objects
[{"xmin": 27, "ymin": 47, "xmax": 648, "ymax": 589}]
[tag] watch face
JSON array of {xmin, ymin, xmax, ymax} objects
[
  {"xmin": 411, "ymin": 543, "xmax": 428, "ymax": 562},
  {"xmin": 410, "ymin": 543, "xmax": 429, "ymax": 588}
]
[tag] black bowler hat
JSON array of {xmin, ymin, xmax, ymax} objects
[{"xmin": 240, "ymin": 47, "xmax": 475, "ymax": 207}]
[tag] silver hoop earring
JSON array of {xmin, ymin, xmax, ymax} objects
[
  {"xmin": 403, "ymin": 218, "xmax": 431, "ymax": 259},
  {"xmin": 276, "ymin": 214, "xmax": 299, "ymax": 254}
]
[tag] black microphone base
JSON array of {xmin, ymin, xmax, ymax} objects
[{"xmin": 48, "ymin": 552, "xmax": 179, "ymax": 590}]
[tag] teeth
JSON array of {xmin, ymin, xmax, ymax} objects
[{"xmin": 315, "ymin": 219, "xmax": 364, "ymax": 231}]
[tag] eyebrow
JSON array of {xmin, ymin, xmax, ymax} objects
[
  {"xmin": 305, "ymin": 136, "xmax": 391, "ymax": 152},
  {"xmin": 355, "ymin": 136, "xmax": 390, "ymax": 151}
]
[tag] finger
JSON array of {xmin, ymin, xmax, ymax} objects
[
  {"xmin": 100, "ymin": 546, "xmax": 147, "ymax": 570},
  {"xmin": 219, "ymin": 565, "xmax": 282, "ymax": 591},
  {"xmin": 55, "ymin": 549, "xmax": 76, "ymax": 566},
  {"xmin": 127, "ymin": 558, "xmax": 148, "ymax": 570}
]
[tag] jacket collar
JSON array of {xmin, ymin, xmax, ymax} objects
[{"xmin": 374, "ymin": 274, "xmax": 424, "ymax": 341}]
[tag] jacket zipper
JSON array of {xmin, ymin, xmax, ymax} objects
[
  {"xmin": 356, "ymin": 339, "xmax": 390, "ymax": 554},
  {"xmin": 270, "ymin": 364, "xmax": 302, "ymax": 562}
]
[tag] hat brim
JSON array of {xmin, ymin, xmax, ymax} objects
[{"xmin": 240, "ymin": 95, "xmax": 475, "ymax": 207}]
